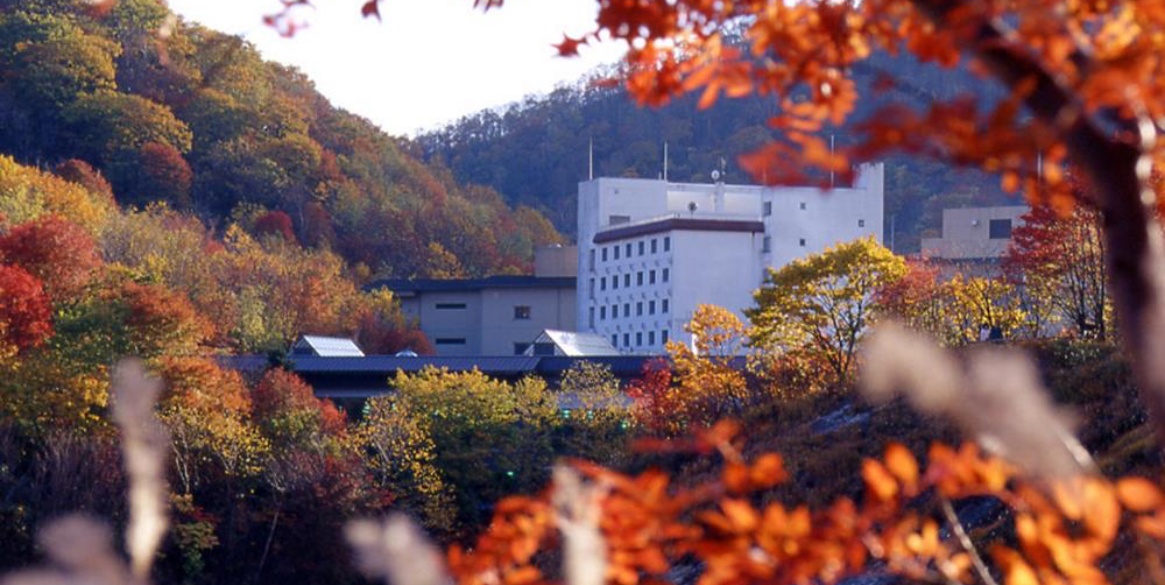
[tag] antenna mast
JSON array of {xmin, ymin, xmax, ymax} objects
[{"xmin": 588, "ymin": 138, "xmax": 594, "ymax": 180}]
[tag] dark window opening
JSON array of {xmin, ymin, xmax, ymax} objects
[{"xmin": 989, "ymin": 219, "xmax": 1013, "ymax": 239}]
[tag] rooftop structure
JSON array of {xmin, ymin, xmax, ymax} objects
[
  {"xmin": 920, "ymin": 205, "xmax": 1029, "ymax": 261},
  {"xmin": 290, "ymin": 335, "xmax": 365, "ymax": 357},
  {"xmin": 523, "ymin": 329, "xmax": 620, "ymax": 357}
]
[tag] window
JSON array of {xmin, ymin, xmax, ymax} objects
[
  {"xmin": 636, "ymin": 332, "xmax": 643, "ymax": 346},
  {"xmin": 638, "ymin": 241, "xmax": 645, "ymax": 255},
  {"xmin": 664, "ymin": 236, "xmax": 671, "ymax": 251},
  {"xmin": 588, "ymin": 307, "xmax": 594, "ymax": 328},
  {"xmin": 614, "ymin": 246, "xmax": 620, "ymax": 260},
  {"xmin": 649, "ymin": 270, "xmax": 656, "ymax": 284},
  {"xmin": 648, "ymin": 331, "xmax": 656, "ymax": 345},
  {"xmin": 602, "ymin": 247, "xmax": 608, "ymax": 262},
  {"xmin": 588, "ymin": 249, "xmax": 595, "ymax": 270},
  {"xmin": 662, "ymin": 330, "xmax": 669, "ymax": 344},
  {"xmin": 637, "ymin": 272, "xmax": 644, "ymax": 286},
  {"xmin": 624, "ymin": 274, "xmax": 631, "ymax": 287},
  {"xmin": 989, "ymin": 219, "xmax": 1013, "ymax": 239},
  {"xmin": 637, "ymin": 302, "xmax": 643, "ymax": 316},
  {"xmin": 435, "ymin": 338, "xmax": 466, "ymax": 345},
  {"xmin": 662, "ymin": 268, "xmax": 670, "ymax": 282},
  {"xmin": 624, "ymin": 303, "xmax": 631, "ymax": 317},
  {"xmin": 649, "ymin": 300, "xmax": 656, "ymax": 314},
  {"xmin": 514, "ymin": 305, "xmax": 531, "ymax": 320},
  {"xmin": 858, "ymin": 219, "xmax": 866, "ymax": 227},
  {"xmin": 799, "ymin": 238, "xmax": 806, "ymax": 247},
  {"xmin": 589, "ymin": 279, "xmax": 595, "ymax": 299},
  {"xmin": 609, "ymin": 214, "xmax": 631, "ymax": 225},
  {"xmin": 763, "ymin": 201, "xmax": 772, "ymax": 216},
  {"xmin": 651, "ymin": 239, "xmax": 658, "ymax": 253},
  {"xmin": 762, "ymin": 236, "xmax": 771, "ymax": 253},
  {"xmin": 799, "ymin": 202, "xmax": 806, "ymax": 210},
  {"xmin": 662, "ymin": 299, "xmax": 670, "ymax": 313},
  {"xmin": 514, "ymin": 342, "xmax": 531, "ymax": 355},
  {"xmin": 600, "ymin": 277, "xmax": 607, "ymax": 291},
  {"xmin": 623, "ymin": 333, "xmax": 630, "ymax": 347},
  {"xmin": 611, "ymin": 334, "xmax": 618, "ymax": 347},
  {"xmin": 625, "ymin": 243, "xmax": 632, "ymax": 257},
  {"xmin": 435, "ymin": 302, "xmax": 467, "ymax": 310},
  {"xmin": 612, "ymin": 305, "xmax": 618, "ymax": 318},
  {"xmin": 532, "ymin": 342, "xmax": 556, "ymax": 356},
  {"xmin": 600, "ymin": 306, "xmax": 607, "ymax": 320}
]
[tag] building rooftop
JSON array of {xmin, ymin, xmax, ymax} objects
[
  {"xmin": 593, "ymin": 216, "xmax": 766, "ymax": 244},
  {"xmin": 366, "ymin": 275, "xmax": 576, "ymax": 294},
  {"xmin": 290, "ymin": 335, "xmax": 365, "ymax": 357},
  {"xmin": 526, "ymin": 329, "xmax": 620, "ymax": 356}
]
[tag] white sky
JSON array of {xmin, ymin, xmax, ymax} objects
[{"xmin": 165, "ymin": 0, "xmax": 625, "ymax": 137}]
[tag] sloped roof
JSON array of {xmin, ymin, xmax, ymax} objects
[
  {"xmin": 292, "ymin": 335, "xmax": 365, "ymax": 357},
  {"xmin": 529, "ymin": 329, "xmax": 620, "ymax": 357}
]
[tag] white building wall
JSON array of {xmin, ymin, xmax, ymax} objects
[{"xmin": 577, "ymin": 163, "xmax": 886, "ymax": 352}]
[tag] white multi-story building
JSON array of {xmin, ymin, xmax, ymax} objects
[{"xmin": 577, "ymin": 164, "xmax": 885, "ymax": 353}]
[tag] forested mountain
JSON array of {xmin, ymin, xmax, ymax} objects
[
  {"xmin": 0, "ymin": 0, "xmax": 563, "ymax": 279},
  {"xmin": 418, "ymin": 51, "xmax": 1021, "ymax": 252}
]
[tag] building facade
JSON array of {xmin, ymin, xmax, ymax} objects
[
  {"xmin": 368, "ymin": 247, "xmax": 577, "ymax": 356},
  {"xmin": 920, "ymin": 206, "xmax": 1029, "ymax": 261},
  {"xmin": 577, "ymin": 164, "xmax": 885, "ymax": 353}
]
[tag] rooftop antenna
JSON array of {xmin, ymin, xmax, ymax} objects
[
  {"xmin": 663, "ymin": 141, "xmax": 669, "ymax": 182},
  {"xmin": 829, "ymin": 134, "xmax": 836, "ymax": 189},
  {"xmin": 588, "ymin": 138, "xmax": 594, "ymax": 180}
]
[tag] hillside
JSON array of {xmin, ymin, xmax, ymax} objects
[
  {"xmin": 0, "ymin": 0, "xmax": 563, "ymax": 279},
  {"xmin": 417, "ymin": 50, "xmax": 1021, "ymax": 252}
]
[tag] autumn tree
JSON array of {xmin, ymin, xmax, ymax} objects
[
  {"xmin": 0, "ymin": 215, "xmax": 102, "ymax": 303},
  {"xmin": 1004, "ymin": 204, "xmax": 1109, "ymax": 340},
  {"xmin": 748, "ymin": 237, "xmax": 906, "ymax": 386},
  {"xmin": 665, "ymin": 304, "xmax": 752, "ymax": 429},
  {"xmin": 0, "ymin": 265, "xmax": 53, "ymax": 356},
  {"xmin": 554, "ymin": 361, "xmax": 630, "ymax": 466}
]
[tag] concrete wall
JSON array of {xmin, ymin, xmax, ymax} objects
[
  {"xmin": 480, "ymin": 286, "xmax": 576, "ymax": 355},
  {"xmin": 397, "ymin": 291, "xmax": 484, "ymax": 356},
  {"xmin": 921, "ymin": 206, "xmax": 1029, "ymax": 260},
  {"xmin": 535, "ymin": 245, "xmax": 578, "ymax": 277}
]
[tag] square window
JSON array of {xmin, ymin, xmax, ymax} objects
[
  {"xmin": 623, "ymin": 333, "xmax": 630, "ymax": 347},
  {"xmin": 649, "ymin": 300, "xmax": 656, "ymax": 314},
  {"xmin": 799, "ymin": 202, "xmax": 806, "ymax": 210},
  {"xmin": 624, "ymin": 303, "xmax": 631, "ymax": 317},
  {"xmin": 649, "ymin": 270, "xmax": 656, "ymax": 284},
  {"xmin": 601, "ymin": 247, "xmax": 608, "ymax": 262},
  {"xmin": 612, "ymin": 276, "xmax": 618, "ymax": 290},
  {"xmin": 799, "ymin": 238, "xmax": 806, "ymax": 247},
  {"xmin": 858, "ymin": 219, "xmax": 865, "ymax": 228},
  {"xmin": 600, "ymin": 306, "xmax": 607, "ymax": 320},
  {"xmin": 648, "ymin": 331, "xmax": 656, "ymax": 345},
  {"xmin": 662, "ymin": 268, "xmax": 670, "ymax": 282},
  {"xmin": 763, "ymin": 201, "xmax": 772, "ymax": 216},
  {"xmin": 600, "ymin": 277, "xmax": 606, "ymax": 291},
  {"xmin": 636, "ymin": 332, "xmax": 643, "ymax": 346},
  {"xmin": 638, "ymin": 241, "xmax": 645, "ymax": 255},
  {"xmin": 612, "ymin": 305, "xmax": 618, "ymax": 318},
  {"xmin": 614, "ymin": 246, "xmax": 620, "ymax": 260},
  {"xmin": 762, "ymin": 236, "xmax": 771, "ymax": 253},
  {"xmin": 514, "ymin": 342, "xmax": 531, "ymax": 355},
  {"xmin": 636, "ymin": 302, "xmax": 643, "ymax": 316},
  {"xmin": 989, "ymin": 219, "xmax": 1013, "ymax": 239},
  {"xmin": 637, "ymin": 272, "xmax": 644, "ymax": 286},
  {"xmin": 514, "ymin": 305, "xmax": 531, "ymax": 320},
  {"xmin": 662, "ymin": 330, "xmax": 669, "ymax": 344},
  {"xmin": 651, "ymin": 239, "xmax": 658, "ymax": 253},
  {"xmin": 609, "ymin": 214, "xmax": 631, "ymax": 225},
  {"xmin": 624, "ymin": 273, "xmax": 631, "ymax": 287},
  {"xmin": 662, "ymin": 299, "xmax": 670, "ymax": 313},
  {"xmin": 664, "ymin": 236, "xmax": 671, "ymax": 251},
  {"xmin": 625, "ymin": 243, "xmax": 632, "ymax": 257},
  {"xmin": 611, "ymin": 334, "xmax": 618, "ymax": 347}
]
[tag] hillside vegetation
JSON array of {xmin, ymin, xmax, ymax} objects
[{"xmin": 0, "ymin": 0, "xmax": 562, "ymax": 279}]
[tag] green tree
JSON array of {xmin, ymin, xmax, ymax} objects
[{"xmin": 748, "ymin": 237, "xmax": 906, "ymax": 386}]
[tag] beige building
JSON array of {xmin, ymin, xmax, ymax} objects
[
  {"xmin": 921, "ymin": 206, "xmax": 1029, "ymax": 260},
  {"xmin": 368, "ymin": 246, "xmax": 578, "ymax": 356}
]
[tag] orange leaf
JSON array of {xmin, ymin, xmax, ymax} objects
[
  {"xmin": 1117, "ymin": 477, "xmax": 1163, "ymax": 512},
  {"xmin": 884, "ymin": 443, "xmax": 918, "ymax": 489},
  {"xmin": 697, "ymin": 81, "xmax": 721, "ymax": 110},
  {"xmin": 1082, "ymin": 478, "xmax": 1120, "ymax": 543},
  {"xmin": 749, "ymin": 453, "xmax": 787, "ymax": 489},
  {"xmin": 862, "ymin": 459, "xmax": 898, "ymax": 502},
  {"xmin": 504, "ymin": 566, "xmax": 541, "ymax": 585},
  {"xmin": 723, "ymin": 462, "xmax": 749, "ymax": 494}
]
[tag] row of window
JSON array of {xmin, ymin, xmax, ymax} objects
[
  {"xmin": 588, "ymin": 299, "xmax": 670, "ymax": 327},
  {"xmin": 597, "ymin": 236, "xmax": 671, "ymax": 264},
  {"xmin": 612, "ymin": 329, "xmax": 669, "ymax": 349},
  {"xmin": 435, "ymin": 303, "xmax": 532, "ymax": 320},
  {"xmin": 595, "ymin": 268, "xmax": 669, "ymax": 293}
]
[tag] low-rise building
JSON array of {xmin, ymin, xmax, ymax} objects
[
  {"xmin": 367, "ymin": 246, "xmax": 577, "ymax": 355},
  {"xmin": 921, "ymin": 205, "xmax": 1029, "ymax": 261}
]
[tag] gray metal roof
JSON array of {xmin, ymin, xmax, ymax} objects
[
  {"xmin": 528, "ymin": 329, "xmax": 620, "ymax": 356},
  {"xmin": 289, "ymin": 355, "xmax": 542, "ymax": 375}
]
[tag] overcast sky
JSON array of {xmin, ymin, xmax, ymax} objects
[{"xmin": 165, "ymin": 0, "xmax": 624, "ymax": 137}]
